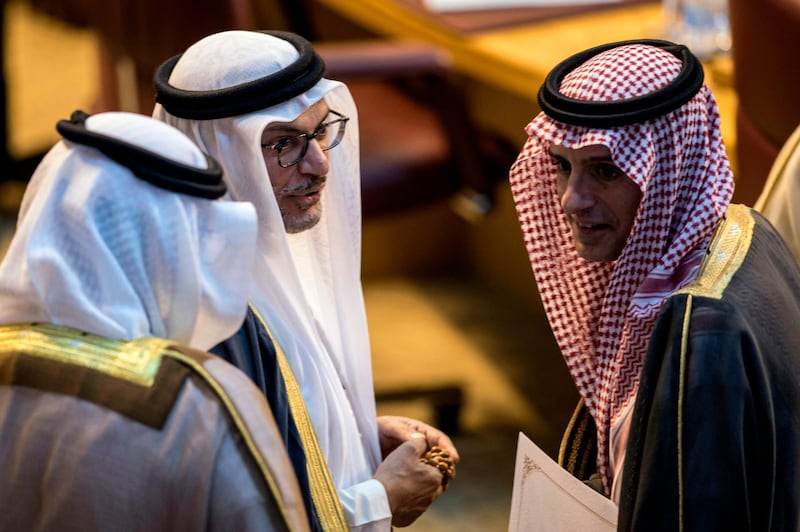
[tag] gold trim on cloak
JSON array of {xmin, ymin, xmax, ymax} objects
[
  {"xmin": 672, "ymin": 204, "xmax": 755, "ymax": 529},
  {"xmin": 249, "ymin": 305, "xmax": 350, "ymax": 531}
]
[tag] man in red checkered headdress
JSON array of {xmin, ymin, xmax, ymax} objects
[{"xmin": 510, "ymin": 39, "xmax": 800, "ymax": 530}]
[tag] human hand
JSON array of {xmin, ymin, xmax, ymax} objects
[
  {"xmin": 376, "ymin": 415, "xmax": 460, "ymax": 465},
  {"xmin": 373, "ymin": 436, "xmax": 444, "ymax": 527}
]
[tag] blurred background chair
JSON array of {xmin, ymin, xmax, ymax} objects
[
  {"xmin": 312, "ymin": 38, "xmax": 517, "ymax": 223},
  {"xmin": 22, "ymin": 0, "xmax": 254, "ymax": 113},
  {"xmin": 728, "ymin": 0, "xmax": 800, "ymax": 206}
]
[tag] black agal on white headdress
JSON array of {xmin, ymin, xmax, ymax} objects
[
  {"xmin": 57, "ymin": 110, "xmax": 226, "ymax": 199},
  {"xmin": 153, "ymin": 31, "xmax": 325, "ymax": 120}
]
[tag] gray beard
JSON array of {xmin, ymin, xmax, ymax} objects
[{"xmin": 282, "ymin": 203, "xmax": 322, "ymax": 234}]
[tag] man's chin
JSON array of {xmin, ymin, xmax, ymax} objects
[{"xmin": 283, "ymin": 206, "xmax": 322, "ymax": 234}]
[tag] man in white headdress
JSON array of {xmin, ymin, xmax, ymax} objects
[
  {"xmin": 152, "ymin": 30, "xmax": 457, "ymax": 530},
  {"xmin": 510, "ymin": 40, "xmax": 800, "ymax": 530},
  {"xmin": 0, "ymin": 110, "xmax": 310, "ymax": 531}
]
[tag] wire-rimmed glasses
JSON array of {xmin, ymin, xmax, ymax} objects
[{"xmin": 261, "ymin": 110, "xmax": 350, "ymax": 168}]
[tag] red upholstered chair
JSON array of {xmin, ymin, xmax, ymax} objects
[
  {"xmin": 315, "ymin": 39, "xmax": 516, "ymax": 220},
  {"xmin": 728, "ymin": 0, "xmax": 800, "ymax": 206}
]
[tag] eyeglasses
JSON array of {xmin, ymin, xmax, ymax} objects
[{"xmin": 261, "ymin": 110, "xmax": 350, "ymax": 168}]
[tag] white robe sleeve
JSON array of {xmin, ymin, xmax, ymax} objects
[{"xmin": 338, "ymin": 478, "xmax": 392, "ymax": 531}]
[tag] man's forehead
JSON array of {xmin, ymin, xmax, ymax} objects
[
  {"xmin": 549, "ymin": 143, "xmax": 613, "ymax": 160},
  {"xmin": 264, "ymin": 101, "xmax": 330, "ymax": 131}
]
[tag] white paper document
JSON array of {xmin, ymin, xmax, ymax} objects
[
  {"xmin": 508, "ymin": 432, "xmax": 618, "ymax": 531},
  {"xmin": 422, "ymin": 0, "xmax": 620, "ymax": 13}
]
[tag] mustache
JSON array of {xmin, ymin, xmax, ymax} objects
[{"xmin": 279, "ymin": 175, "xmax": 327, "ymax": 194}]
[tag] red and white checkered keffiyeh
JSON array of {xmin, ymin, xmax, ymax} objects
[{"xmin": 509, "ymin": 43, "xmax": 735, "ymax": 495}]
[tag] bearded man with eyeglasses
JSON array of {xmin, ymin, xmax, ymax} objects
[{"xmin": 153, "ymin": 30, "xmax": 458, "ymax": 531}]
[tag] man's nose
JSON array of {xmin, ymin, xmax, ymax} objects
[
  {"xmin": 560, "ymin": 173, "xmax": 596, "ymax": 214},
  {"xmin": 298, "ymin": 138, "xmax": 330, "ymax": 174}
]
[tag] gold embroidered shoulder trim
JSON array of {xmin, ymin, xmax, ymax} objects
[
  {"xmin": 674, "ymin": 204, "xmax": 754, "ymax": 300},
  {"xmin": 0, "ymin": 323, "xmax": 172, "ymax": 386}
]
